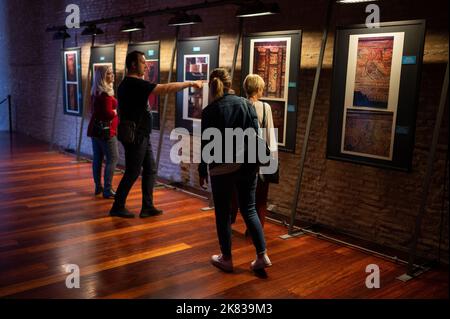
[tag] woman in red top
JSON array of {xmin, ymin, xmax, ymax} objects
[{"xmin": 87, "ymin": 65, "xmax": 119, "ymax": 199}]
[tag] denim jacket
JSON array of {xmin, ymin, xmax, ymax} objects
[{"xmin": 198, "ymin": 93, "xmax": 259, "ymax": 178}]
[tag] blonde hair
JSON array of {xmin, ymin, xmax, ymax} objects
[
  {"xmin": 243, "ymin": 74, "xmax": 265, "ymax": 98},
  {"xmin": 209, "ymin": 68, "xmax": 232, "ymax": 101},
  {"xmin": 91, "ymin": 65, "xmax": 114, "ymax": 96}
]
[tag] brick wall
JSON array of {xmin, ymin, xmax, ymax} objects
[
  {"xmin": 4, "ymin": 0, "xmax": 449, "ymax": 261},
  {"xmin": 0, "ymin": 0, "xmax": 11, "ymax": 131}
]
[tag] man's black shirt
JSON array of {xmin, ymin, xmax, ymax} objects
[{"xmin": 117, "ymin": 77, "xmax": 156, "ymax": 137}]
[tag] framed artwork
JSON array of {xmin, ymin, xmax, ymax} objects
[
  {"xmin": 93, "ymin": 62, "xmax": 113, "ymax": 74},
  {"xmin": 62, "ymin": 48, "xmax": 83, "ymax": 116},
  {"xmin": 183, "ymin": 54, "xmax": 210, "ymax": 121},
  {"xmin": 175, "ymin": 36, "xmax": 219, "ymax": 135},
  {"xmin": 242, "ymin": 30, "xmax": 302, "ymax": 152},
  {"xmin": 90, "ymin": 44, "xmax": 116, "ymax": 91},
  {"xmin": 65, "ymin": 51, "xmax": 77, "ymax": 82},
  {"xmin": 145, "ymin": 60, "xmax": 159, "ymax": 112},
  {"xmin": 327, "ymin": 20, "xmax": 426, "ymax": 171},
  {"xmin": 127, "ymin": 41, "xmax": 160, "ymax": 130},
  {"xmin": 342, "ymin": 32, "xmax": 404, "ymax": 161}
]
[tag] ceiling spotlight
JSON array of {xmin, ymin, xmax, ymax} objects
[
  {"xmin": 168, "ymin": 12, "xmax": 202, "ymax": 26},
  {"xmin": 120, "ymin": 19, "xmax": 145, "ymax": 32},
  {"xmin": 336, "ymin": 0, "xmax": 379, "ymax": 3},
  {"xmin": 53, "ymin": 29, "xmax": 70, "ymax": 40},
  {"xmin": 235, "ymin": 1, "xmax": 280, "ymax": 18},
  {"xmin": 81, "ymin": 24, "xmax": 104, "ymax": 36}
]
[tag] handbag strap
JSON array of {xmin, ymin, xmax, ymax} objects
[
  {"xmin": 135, "ymin": 107, "xmax": 146, "ymax": 129},
  {"xmin": 135, "ymin": 99, "xmax": 153, "ymax": 129},
  {"xmin": 262, "ymin": 102, "xmax": 267, "ymax": 129},
  {"xmin": 250, "ymin": 100, "xmax": 267, "ymax": 129},
  {"xmin": 244, "ymin": 98, "xmax": 258, "ymax": 132}
]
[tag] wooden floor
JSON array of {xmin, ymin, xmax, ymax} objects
[{"xmin": 0, "ymin": 132, "xmax": 447, "ymax": 299}]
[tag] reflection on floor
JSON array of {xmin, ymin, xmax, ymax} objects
[{"xmin": 0, "ymin": 132, "xmax": 447, "ymax": 298}]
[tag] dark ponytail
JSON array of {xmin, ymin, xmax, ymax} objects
[{"xmin": 209, "ymin": 68, "xmax": 232, "ymax": 100}]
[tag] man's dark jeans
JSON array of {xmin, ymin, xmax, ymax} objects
[
  {"xmin": 210, "ymin": 164, "xmax": 267, "ymax": 257},
  {"xmin": 113, "ymin": 136, "xmax": 157, "ymax": 211}
]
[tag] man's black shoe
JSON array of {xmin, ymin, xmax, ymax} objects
[
  {"xmin": 139, "ymin": 207, "xmax": 163, "ymax": 218},
  {"xmin": 109, "ymin": 207, "xmax": 135, "ymax": 218},
  {"xmin": 95, "ymin": 185, "xmax": 104, "ymax": 196}
]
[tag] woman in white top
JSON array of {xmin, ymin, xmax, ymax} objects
[{"xmin": 243, "ymin": 74, "xmax": 278, "ymax": 229}]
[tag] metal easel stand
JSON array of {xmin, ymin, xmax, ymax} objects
[
  {"xmin": 154, "ymin": 26, "xmax": 179, "ymax": 190},
  {"xmin": 200, "ymin": 176, "xmax": 215, "ymax": 211},
  {"xmin": 397, "ymin": 60, "xmax": 449, "ymax": 282},
  {"xmin": 282, "ymin": 0, "xmax": 333, "ymax": 240},
  {"xmin": 0, "ymin": 95, "xmax": 12, "ymax": 150},
  {"xmin": 164, "ymin": 181, "xmax": 209, "ymax": 201},
  {"xmin": 284, "ymin": 220, "xmax": 430, "ymax": 268},
  {"xmin": 201, "ymin": 200, "xmax": 215, "ymax": 211},
  {"xmin": 74, "ymin": 35, "xmax": 96, "ymax": 164},
  {"xmin": 49, "ymin": 38, "xmax": 66, "ymax": 152}
]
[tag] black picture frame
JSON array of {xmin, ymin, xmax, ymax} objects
[
  {"xmin": 175, "ymin": 36, "xmax": 220, "ymax": 135},
  {"xmin": 90, "ymin": 44, "xmax": 116, "ymax": 92},
  {"xmin": 326, "ymin": 20, "xmax": 426, "ymax": 171},
  {"xmin": 127, "ymin": 41, "xmax": 161, "ymax": 130},
  {"xmin": 241, "ymin": 30, "xmax": 302, "ymax": 153},
  {"xmin": 62, "ymin": 47, "xmax": 83, "ymax": 116}
]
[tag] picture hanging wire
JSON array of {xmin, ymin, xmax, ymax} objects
[
  {"xmin": 76, "ymin": 34, "xmax": 97, "ymax": 162},
  {"xmin": 155, "ymin": 26, "xmax": 180, "ymax": 173},
  {"xmin": 49, "ymin": 35, "xmax": 67, "ymax": 151},
  {"xmin": 405, "ymin": 60, "xmax": 449, "ymax": 277},
  {"xmin": 287, "ymin": 0, "xmax": 334, "ymax": 235}
]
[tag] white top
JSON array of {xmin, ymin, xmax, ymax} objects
[{"xmin": 252, "ymin": 100, "xmax": 278, "ymax": 153}]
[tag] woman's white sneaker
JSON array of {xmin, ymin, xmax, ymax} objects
[
  {"xmin": 250, "ymin": 253, "xmax": 272, "ymax": 270},
  {"xmin": 211, "ymin": 254, "xmax": 234, "ymax": 273}
]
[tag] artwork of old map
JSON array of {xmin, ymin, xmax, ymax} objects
[
  {"xmin": 342, "ymin": 109, "xmax": 394, "ymax": 159},
  {"xmin": 251, "ymin": 40, "xmax": 288, "ymax": 99},
  {"xmin": 353, "ymin": 36, "xmax": 394, "ymax": 108}
]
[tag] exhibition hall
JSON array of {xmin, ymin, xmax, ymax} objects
[{"xmin": 0, "ymin": 0, "xmax": 447, "ymax": 308}]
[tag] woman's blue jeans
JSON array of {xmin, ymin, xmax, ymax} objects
[
  {"xmin": 91, "ymin": 136, "xmax": 119, "ymax": 193},
  {"xmin": 210, "ymin": 164, "xmax": 267, "ymax": 257}
]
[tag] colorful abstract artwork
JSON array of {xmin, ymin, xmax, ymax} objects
[
  {"xmin": 249, "ymin": 37, "xmax": 291, "ymax": 146},
  {"xmin": 63, "ymin": 50, "xmax": 82, "ymax": 115},
  {"xmin": 353, "ymin": 36, "xmax": 394, "ymax": 108},
  {"xmin": 65, "ymin": 52, "xmax": 77, "ymax": 82},
  {"xmin": 144, "ymin": 60, "xmax": 159, "ymax": 112},
  {"xmin": 251, "ymin": 40, "xmax": 288, "ymax": 99},
  {"xmin": 340, "ymin": 32, "xmax": 405, "ymax": 160},
  {"xmin": 262, "ymin": 100, "xmax": 286, "ymax": 145},
  {"xmin": 343, "ymin": 110, "xmax": 394, "ymax": 159},
  {"xmin": 66, "ymin": 83, "xmax": 78, "ymax": 111},
  {"xmin": 183, "ymin": 55, "xmax": 209, "ymax": 121}
]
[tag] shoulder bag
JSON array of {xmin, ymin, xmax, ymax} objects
[
  {"xmin": 93, "ymin": 120, "xmax": 111, "ymax": 140},
  {"xmin": 117, "ymin": 109, "xmax": 146, "ymax": 144}
]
